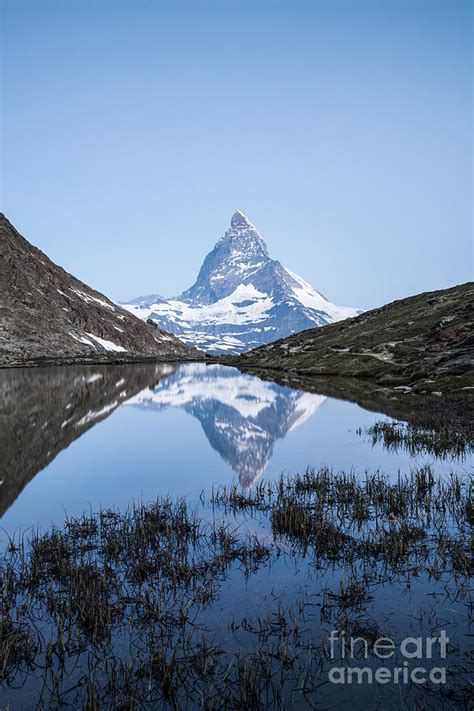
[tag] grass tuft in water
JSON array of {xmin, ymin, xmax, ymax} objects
[{"xmin": 357, "ymin": 419, "xmax": 473, "ymax": 459}]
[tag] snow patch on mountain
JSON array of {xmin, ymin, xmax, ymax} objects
[
  {"xmin": 128, "ymin": 284, "xmax": 274, "ymax": 328},
  {"xmin": 285, "ymin": 269, "xmax": 358, "ymax": 321},
  {"xmin": 85, "ymin": 333, "xmax": 128, "ymax": 353}
]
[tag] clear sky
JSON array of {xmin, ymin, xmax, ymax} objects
[{"xmin": 1, "ymin": 0, "xmax": 472, "ymax": 308}]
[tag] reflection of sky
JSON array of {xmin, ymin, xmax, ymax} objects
[{"xmin": 1, "ymin": 364, "xmax": 471, "ymax": 538}]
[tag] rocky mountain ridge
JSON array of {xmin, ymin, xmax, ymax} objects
[{"xmin": 0, "ymin": 214, "xmax": 199, "ymax": 367}]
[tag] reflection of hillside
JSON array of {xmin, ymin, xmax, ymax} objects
[
  {"xmin": 0, "ymin": 364, "xmax": 175, "ymax": 516},
  {"xmin": 232, "ymin": 366, "xmax": 474, "ymax": 437},
  {"xmin": 126, "ymin": 364, "xmax": 325, "ymax": 487}
]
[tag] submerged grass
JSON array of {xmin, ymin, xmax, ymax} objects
[
  {"xmin": 212, "ymin": 466, "xmax": 471, "ymax": 573},
  {"xmin": 1, "ymin": 468, "xmax": 472, "ymax": 709},
  {"xmin": 357, "ymin": 419, "xmax": 474, "ymax": 459}
]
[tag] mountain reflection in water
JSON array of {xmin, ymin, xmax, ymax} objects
[
  {"xmin": 125, "ymin": 364, "xmax": 325, "ymax": 487},
  {"xmin": 0, "ymin": 363, "xmax": 324, "ymax": 516}
]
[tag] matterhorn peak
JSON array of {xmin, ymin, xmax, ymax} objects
[
  {"xmin": 123, "ymin": 211, "xmax": 359, "ymax": 354},
  {"xmin": 231, "ymin": 210, "xmax": 253, "ymax": 229}
]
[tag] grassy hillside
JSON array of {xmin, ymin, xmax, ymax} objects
[{"xmin": 230, "ymin": 283, "xmax": 473, "ymax": 401}]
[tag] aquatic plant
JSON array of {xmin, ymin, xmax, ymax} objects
[
  {"xmin": 357, "ymin": 419, "xmax": 474, "ymax": 459},
  {"xmin": 1, "ymin": 468, "xmax": 471, "ymax": 709}
]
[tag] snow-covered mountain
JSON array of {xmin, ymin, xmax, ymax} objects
[
  {"xmin": 125, "ymin": 363, "xmax": 326, "ymax": 487},
  {"xmin": 122, "ymin": 211, "xmax": 359, "ymax": 354}
]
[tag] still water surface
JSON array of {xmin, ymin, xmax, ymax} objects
[
  {"xmin": 1, "ymin": 362, "xmax": 470, "ymax": 538},
  {"xmin": 1, "ymin": 362, "xmax": 472, "ymax": 709}
]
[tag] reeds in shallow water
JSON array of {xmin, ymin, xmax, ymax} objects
[
  {"xmin": 357, "ymin": 419, "xmax": 474, "ymax": 459},
  {"xmin": 1, "ymin": 467, "xmax": 472, "ymax": 709}
]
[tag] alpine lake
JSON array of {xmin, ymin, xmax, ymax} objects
[{"xmin": 1, "ymin": 362, "xmax": 472, "ymax": 710}]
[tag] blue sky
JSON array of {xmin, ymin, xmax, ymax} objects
[{"xmin": 1, "ymin": 0, "xmax": 472, "ymax": 308}]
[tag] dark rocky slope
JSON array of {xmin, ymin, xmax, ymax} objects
[
  {"xmin": 0, "ymin": 214, "xmax": 200, "ymax": 367},
  {"xmin": 230, "ymin": 283, "xmax": 473, "ymax": 426}
]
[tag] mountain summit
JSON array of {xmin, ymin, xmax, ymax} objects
[
  {"xmin": 231, "ymin": 210, "xmax": 254, "ymax": 229},
  {"xmin": 180, "ymin": 210, "xmax": 270, "ymax": 304},
  {"xmin": 123, "ymin": 212, "xmax": 359, "ymax": 354}
]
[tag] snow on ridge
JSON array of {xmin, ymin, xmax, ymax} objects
[
  {"xmin": 231, "ymin": 210, "xmax": 256, "ymax": 229},
  {"xmin": 69, "ymin": 332, "xmax": 95, "ymax": 346},
  {"xmin": 284, "ymin": 268, "xmax": 359, "ymax": 321},
  {"xmin": 70, "ymin": 287, "xmax": 115, "ymax": 311},
  {"xmin": 123, "ymin": 284, "xmax": 274, "ymax": 329},
  {"xmin": 85, "ymin": 333, "xmax": 127, "ymax": 353},
  {"xmin": 69, "ymin": 330, "xmax": 127, "ymax": 353}
]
